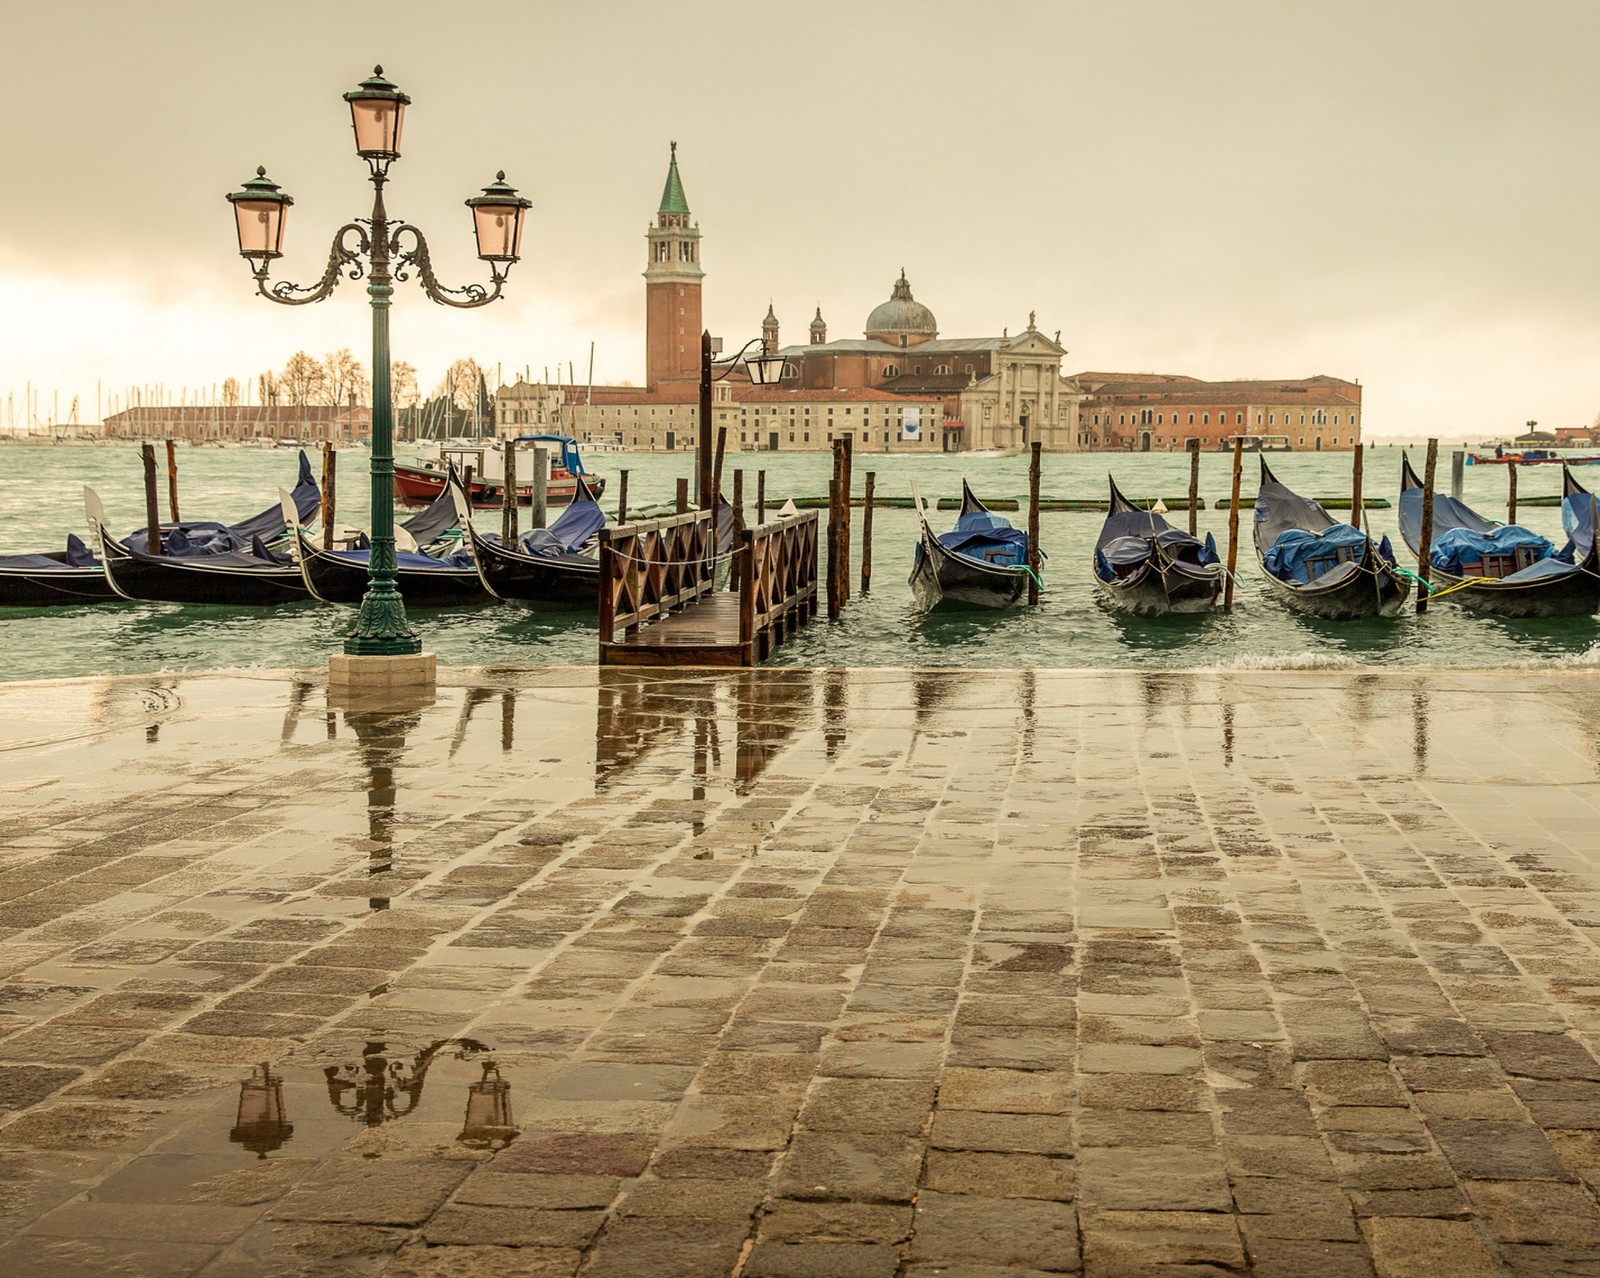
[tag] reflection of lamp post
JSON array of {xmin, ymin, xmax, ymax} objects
[
  {"xmin": 323, "ymin": 1037, "xmax": 491, "ymax": 1127},
  {"xmin": 230, "ymin": 1062, "xmax": 294, "ymax": 1159},
  {"xmin": 697, "ymin": 331, "xmax": 789, "ymax": 511},
  {"xmin": 459, "ymin": 1061, "xmax": 517, "ymax": 1148},
  {"xmin": 227, "ymin": 66, "xmax": 530, "ymax": 662}
]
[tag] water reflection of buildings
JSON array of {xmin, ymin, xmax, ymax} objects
[{"xmin": 594, "ymin": 669, "xmax": 815, "ymax": 794}]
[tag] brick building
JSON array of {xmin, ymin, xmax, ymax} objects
[
  {"xmin": 102, "ymin": 401, "xmax": 371, "ymax": 443},
  {"xmin": 1075, "ymin": 373, "xmax": 1363, "ymax": 452}
]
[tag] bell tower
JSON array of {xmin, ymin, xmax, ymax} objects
[{"xmin": 644, "ymin": 142, "xmax": 703, "ymax": 390}]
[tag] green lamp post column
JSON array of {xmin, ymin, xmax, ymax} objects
[{"xmin": 226, "ymin": 66, "xmax": 531, "ymax": 661}]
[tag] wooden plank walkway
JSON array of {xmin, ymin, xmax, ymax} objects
[
  {"xmin": 601, "ymin": 593, "xmax": 749, "ymax": 666},
  {"xmin": 598, "ymin": 508, "xmax": 820, "ymax": 668}
]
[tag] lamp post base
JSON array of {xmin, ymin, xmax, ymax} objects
[{"xmin": 329, "ymin": 652, "xmax": 436, "ymax": 700}]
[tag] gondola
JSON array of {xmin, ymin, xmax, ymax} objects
[
  {"xmin": 1254, "ymin": 459, "xmax": 1409, "ymax": 619},
  {"xmin": 1, "ymin": 450, "xmax": 320, "ymax": 607},
  {"xmin": 910, "ymin": 481, "xmax": 1031, "ymax": 610},
  {"xmin": 83, "ymin": 453, "xmax": 322, "ymax": 607},
  {"xmin": 458, "ymin": 475, "xmax": 607, "ymax": 605},
  {"xmin": 1398, "ymin": 456, "xmax": 1600, "ymax": 617},
  {"xmin": 1093, "ymin": 477, "xmax": 1222, "ymax": 615},
  {"xmin": 289, "ymin": 481, "xmax": 489, "ymax": 608}
]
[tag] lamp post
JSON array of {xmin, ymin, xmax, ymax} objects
[
  {"xmin": 227, "ymin": 66, "xmax": 530, "ymax": 661},
  {"xmin": 697, "ymin": 332, "xmax": 789, "ymax": 511}
]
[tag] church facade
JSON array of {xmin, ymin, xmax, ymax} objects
[{"xmin": 496, "ymin": 149, "xmax": 1358, "ymax": 454}]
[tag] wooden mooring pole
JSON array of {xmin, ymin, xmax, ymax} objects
[
  {"xmin": 732, "ymin": 470, "xmax": 745, "ymax": 591},
  {"xmin": 1507, "ymin": 462, "xmax": 1519, "ymax": 525},
  {"xmin": 1223, "ymin": 436, "xmax": 1243, "ymax": 609},
  {"xmin": 1027, "ymin": 441, "xmax": 1042, "ymax": 606},
  {"xmin": 616, "ymin": 469, "xmax": 629, "ymax": 524},
  {"xmin": 1351, "ymin": 441, "xmax": 1365, "ymax": 530},
  {"xmin": 1187, "ymin": 439, "xmax": 1200, "ymax": 537},
  {"xmin": 321, "ymin": 443, "xmax": 336, "ymax": 550},
  {"xmin": 1417, "ymin": 438, "xmax": 1439, "ymax": 614},
  {"xmin": 530, "ymin": 445, "xmax": 548, "ymax": 529},
  {"xmin": 826, "ymin": 465, "xmax": 842, "ymax": 621},
  {"xmin": 676, "ymin": 477, "xmax": 690, "ymax": 514},
  {"xmin": 840, "ymin": 435, "xmax": 853, "ymax": 605},
  {"xmin": 165, "ymin": 439, "xmax": 180, "ymax": 523},
  {"xmin": 757, "ymin": 470, "xmax": 766, "ymax": 524},
  {"xmin": 141, "ymin": 442, "xmax": 162, "ymax": 555},
  {"xmin": 503, "ymin": 439, "xmax": 519, "ymax": 542},
  {"xmin": 860, "ymin": 471, "xmax": 875, "ymax": 595}
]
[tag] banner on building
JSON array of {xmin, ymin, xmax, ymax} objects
[{"xmin": 901, "ymin": 406, "xmax": 922, "ymax": 441}]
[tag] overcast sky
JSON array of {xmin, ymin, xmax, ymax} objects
[{"xmin": 3, "ymin": 0, "xmax": 1598, "ymax": 438}]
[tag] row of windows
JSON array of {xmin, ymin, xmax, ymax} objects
[{"xmin": 1107, "ymin": 410, "xmax": 1357, "ymax": 427}]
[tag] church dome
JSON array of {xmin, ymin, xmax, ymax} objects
[{"xmin": 864, "ymin": 270, "xmax": 937, "ymax": 343}]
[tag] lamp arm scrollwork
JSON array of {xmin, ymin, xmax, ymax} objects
[
  {"xmin": 710, "ymin": 336, "xmax": 769, "ymax": 383},
  {"xmin": 389, "ymin": 224, "xmax": 505, "ymax": 309},
  {"xmin": 256, "ymin": 223, "xmax": 370, "ymax": 306}
]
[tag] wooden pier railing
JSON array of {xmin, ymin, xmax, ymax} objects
[
  {"xmin": 737, "ymin": 509, "xmax": 820, "ymax": 664},
  {"xmin": 598, "ymin": 507, "xmax": 819, "ymax": 667}
]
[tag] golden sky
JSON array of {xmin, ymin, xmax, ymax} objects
[{"xmin": 2, "ymin": 0, "xmax": 1598, "ymax": 437}]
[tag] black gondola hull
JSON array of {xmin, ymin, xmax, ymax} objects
[
  {"xmin": 1422, "ymin": 562, "xmax": 1600, "ymax": 618},
  {"xmin": 0, "ymin": 561, "xmax": 117, "ymax": 606},
  {"xmin": 1259, "ymin": 560, "xmax": 1411, "ymax": 620},
  {"xmin": 101, "ymin": 541, "xmax": 309, "ymax": 606},
  {"xmin": 910, "ymin": 533, "xmax": 1027, "ymax": 610},
  {"xmin": 1096, "ymin": 559, "xmax": 1222, "ymax": 616},
  {"xmin": 298, "ymin": 536, "xmax": 489, "ymax": 607},
  {"xmin": 468, "ymin": 528, "xmax": 599, "ymax": 605}
]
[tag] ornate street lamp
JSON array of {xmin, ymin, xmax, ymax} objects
[
  {"xmin": 697, "ymin": 333, "xmax": 788, "ymax": 564},
  {"xmin": 227, "ymin": 66, "xmax": 530, "ymax": 660}
]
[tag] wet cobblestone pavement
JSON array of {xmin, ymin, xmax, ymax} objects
[{"xmin": 3, "ymin": 667, "xmax": 1600, "ymax": 1276}]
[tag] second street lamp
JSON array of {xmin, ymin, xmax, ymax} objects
[{"xmin": 226, "ymin": 65, "xmax": 530, "ymax": 662}]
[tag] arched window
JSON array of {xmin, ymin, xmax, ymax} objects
[
  {"xmin": 935, "ymin": 364, "xmax": 950, "ymax": 375},
  {"xmin": 883, "ymin": 364, "xmax": 899, "ymax": 378}
]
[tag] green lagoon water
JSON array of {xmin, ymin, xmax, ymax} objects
[{"xmin": 3, "ymin": 441, "xmax": 1598, "ymax": 680}]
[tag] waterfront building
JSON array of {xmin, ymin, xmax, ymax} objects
[
  {"xmin": 103, "ymin": 401, "xmax": 371, "ymax": 443},
  {"xmin": 1075, "ymin": 373, "xmax": 1363, "ymax": 452}
]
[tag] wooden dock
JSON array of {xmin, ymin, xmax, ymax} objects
[{"xmin": 598, "ymin": 507, "xmax": 820, "ymax": 667}]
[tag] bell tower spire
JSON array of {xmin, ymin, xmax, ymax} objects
[{"xmin": 645, "ymin": 142, "xmax": 704, "ymax": 389}]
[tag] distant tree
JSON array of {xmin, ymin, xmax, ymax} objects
[
  {"xmin": 257, "ymin": 370, "xmax": 279, "ymax": 406},
  {"xmin": 434, "ymin": 358, "xmax": 486, "ymax": 412},
  {"xmin": 320, "ymin": 348, "xmax": 366, "ymax": 406},
  {"xmin": 281, "ymin": 352, "xmax": 327, "ymax": 406},
  {"xmin": 392, "ymin": 361, "xmax": 420, "ymax": 410},
  {"xmin": 220, "ymin": 377, "xmax": 241, "ymax": 407}
]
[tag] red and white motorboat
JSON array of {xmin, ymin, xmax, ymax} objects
[{"xmin": 395, "ymin": 434, "xmax": 606, "ymax": 508}]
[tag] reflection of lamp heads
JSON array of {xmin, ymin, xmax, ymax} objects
[
  {"xmin": 322, "ymin": 1037, "xmax": 497, "ymax": 1129},
  {"xmin": 460, "ymin": 1060, "xmax": 516, "ymax": 1148},
  {"xmin": 230, "ymin": 1062, "xmax": 293, "ymax": 1159}
]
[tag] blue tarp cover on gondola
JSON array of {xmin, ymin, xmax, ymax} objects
[
  {"xmin": 1095, "ymin": 530, "xmax": 1218, "ymax": 581},
  {"xmin": 325, "ymin": 547, "xmax": 475, "ymax": 571},
  {"xmin": 521, "ymin": 495, "xmax": 606, "ymax": 558},
  {"xmin": 939, "ymin": 508, "xmax": 1027, "ymax": 567},
  {"xmin": 1262, "ymin": 524, "xmax": 1371, "ymax": 585},
  {"xmin": 1428, "ymin": 525, "xmax": 1558, "ymax": 573},
  {"xmin": 124, "ymin": 451, "xmax": 319, "ymax": 556}
]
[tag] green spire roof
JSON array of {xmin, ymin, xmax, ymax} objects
[{"xmin": 659, "ymin": 141, "xmax": 689, "ymax": 215}]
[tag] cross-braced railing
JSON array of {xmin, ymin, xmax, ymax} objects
[
  {"xmin": 738, "ymin": 509, "xmax": 820, "ymax": 663},
  {"xmin": 598, "ymin": 508, "xmax": 716, "ymax": 643}
]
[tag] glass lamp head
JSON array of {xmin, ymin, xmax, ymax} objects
[
  {"xmin": 226, "ymin": 167, "xmax": 293, "ymax": 262},
  {"xmin": 343, "ymin": 65, "xmax": 410, "ymax": 163},
  {"xmin": 466, "ymin": 172, "xmax": 531, "ymax": 264},
  {"xmin": 745, "ymin": 352, "xmax": 789, "ymax": 386}
]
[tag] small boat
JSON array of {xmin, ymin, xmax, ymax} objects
[
  {"xmin": 82, "ymin": 453, "xmax": 323, "ymax": 607},
  {"xmin": 1093, "ymin": 478, "xmax": 1222, "ymax": 615},
  {"xmin": 289, "ymin": 480, "xmax": 489, "ymax": 608},
  {"xmin": 1465, "ymin": 448, "xmax": 1600, "ymax": 466},
  {"xmin": 395, "ymin": 434, "xmax": 606, "ymax": 509},
  {"xmin": 909, "ymin": 481, "xmax": 1032, "ymax": 610},
  {"xmin": 458, "ymin": 475, "xmax": 607, "ymax": 605},
  {"xmin": 1, "ymin": 450, "xmax": 320, "ymax": 607},
  {"xmin": 1254, "ymin": 459, "xmax": 1409, "ymax": 619},
  {"xmin": 1398, "ymin": 456, "xmax": 1600, "ymax": 617}
]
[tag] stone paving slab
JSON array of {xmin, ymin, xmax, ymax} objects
[{"xmin": 0, "ymin": 666, "xmax": 1599, "ymax": 1274}]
